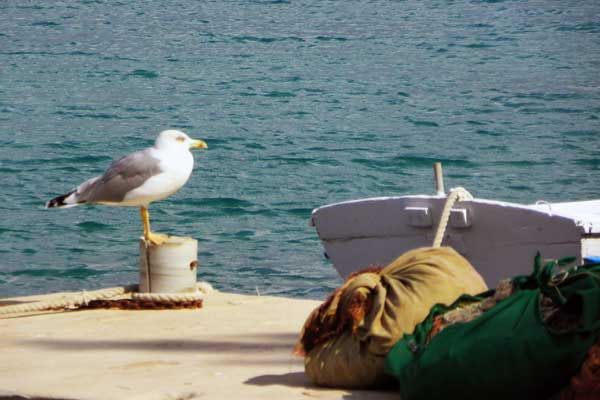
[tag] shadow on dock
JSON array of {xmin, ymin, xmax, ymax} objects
[
  {"xmin": 0, "ymin": 396, "xmax": 72, "ymax": 400},
  {"xmin": 19, "ymin": 332, "xmax": 299, "ymax": 355},
  {"xmin": 245, "ymin": 372, "xmax": 398, "ymax": 399},
  {"xmin": 0, "ymin": 300, "xmax": 36, "ymax": 306},
  {"xmin": 246, "ymin": 371, "xmax": 308, "ymax": 388}
]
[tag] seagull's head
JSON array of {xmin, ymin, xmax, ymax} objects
[{"xmin": 155, "ymin": 130, "xmax": 208, "ymax": 151}]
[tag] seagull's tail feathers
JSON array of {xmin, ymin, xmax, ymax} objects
[{"xmin": 45, "ymin": 176, "xmax": 99, "ymax": 209}]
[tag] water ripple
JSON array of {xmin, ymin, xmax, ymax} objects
[
  {"xmin": 126, "ymin": 69, "xmax": 159, "ymax": 79},
  {"xmin": 231, "ymin": 35, "xmax": 304, "ymax": 44}
]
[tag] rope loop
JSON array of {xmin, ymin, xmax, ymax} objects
[
  {"xmin": 0, "ymin": 282, "xmax": 212, "ymax": 317},
  {"xmin": 432, "ymin": 187, "xmax": 473, "ymax": 248},
  {"xmin": 132, "ymin": 290, "xmax": 205, "ymax": 302}
]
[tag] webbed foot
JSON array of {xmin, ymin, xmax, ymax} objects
[{"xmin": 146, "ymin": 231, "xmax": 170, "ymax": 245}]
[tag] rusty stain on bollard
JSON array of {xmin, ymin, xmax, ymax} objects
[{"xmin": 190, "ymin": 260, "xmax": 198, "ymax": 271}]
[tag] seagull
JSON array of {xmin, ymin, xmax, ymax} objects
[{"xmin": 46, "ymin": 129, "xmax": 208, "ymax": 245}]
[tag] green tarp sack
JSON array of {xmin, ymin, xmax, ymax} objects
[{"xmin": 385, "ymin": 254, "xmax": 600, "ymax": 400}]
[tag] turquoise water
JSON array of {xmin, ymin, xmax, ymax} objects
[{"xmin": 1, "ymin": 1, "xmax": 599, "ymax": 299}]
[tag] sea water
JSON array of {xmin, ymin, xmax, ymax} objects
[{"xmin": 0, "ymin": 0, "xmax": 599, "ymax": 299}]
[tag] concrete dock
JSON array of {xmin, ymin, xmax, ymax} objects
[{"xmin": 0, "ymin": 290, "xmax": 397, "ymax": 400}]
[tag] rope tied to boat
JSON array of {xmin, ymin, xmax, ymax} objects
[
  {"xmin": 0, "ymin": 282, "xmax": 212, "ymax": 316},
  {"xmin": 432, "ymin": 187, "xmax": 473, "ymax": 248}
]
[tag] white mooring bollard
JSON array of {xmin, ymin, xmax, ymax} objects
[{"xmin": 139, "ymin": 236, "xmax": 199, "ymax": 293}]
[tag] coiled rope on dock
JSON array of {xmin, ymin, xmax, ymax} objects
[
  {"xmin": 0, "ymin": 282, "xmax": 212, "ymax": 316},
  {"xmin": 432, "ymin": 187, "xmax": 473, "ymax": 248}
]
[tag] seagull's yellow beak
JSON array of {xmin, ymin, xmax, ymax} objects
[{"xmin": 190, "ymin": 139, "xmax": 208, "ymax": 150}]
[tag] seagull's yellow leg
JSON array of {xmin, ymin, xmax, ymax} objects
[
  {"xmin": 140, "ymin": 206, "xmax": 169, "ymax": 245},
  {"xmin": 140, "ymin": 206, "xmax": 150, "ymax": 238}
]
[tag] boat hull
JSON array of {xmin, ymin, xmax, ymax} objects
[{"xmin": 311, "ymin": 196, "xmax": 600, "ymax": 286}]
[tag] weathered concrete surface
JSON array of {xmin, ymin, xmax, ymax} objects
[{"xmin": 0, "ymin": 290, "xmax": 397, "ymax": 400}]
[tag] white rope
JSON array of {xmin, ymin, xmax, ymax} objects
[
  {"xmin": 0, "ymin": 285, "xmax": 136, "ymax": 316},
  {"xmin": 132, "ymin": 291, "xmax": 204, "ymax": 302},
  {"xmin": 132, "ymin": 282, "xmax": 212, "ymax": 302},
  {"xmin": 432, "ymin": 187, "xmax": 473, "ymax": 248},
  {"xmin": 0, "ymin": 282, "xmax": 213, "ymax": 317}
]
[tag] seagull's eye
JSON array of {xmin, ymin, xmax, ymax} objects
[{"xmin": 176, "ymin": 136, "xmax": 186, "ymax": 143}]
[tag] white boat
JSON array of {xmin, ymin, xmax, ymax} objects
[{"xmin": 310, "ymin": 189, "xmax": 600, "ymax": 286}]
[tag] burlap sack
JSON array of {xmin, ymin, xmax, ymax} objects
[{"xmin": 296, "ymin": 246, "xmax": 487, "ymax": 388}]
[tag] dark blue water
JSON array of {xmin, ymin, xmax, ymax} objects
[{"xmin": 1, "ymin": 0, "xmax": 599, "ymax": 299}]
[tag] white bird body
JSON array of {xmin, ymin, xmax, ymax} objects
[
  {"xmin": 106, "ymin": 144, "xmax": 195, "ymax": 207},
  {"xmin": 46, "ymin": 129, "xmax": 208, "ymax": 244}
]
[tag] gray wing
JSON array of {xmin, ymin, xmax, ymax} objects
[{"xmin": 78, "ymin": 149, "xmax": 162, "ymax": 203}]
